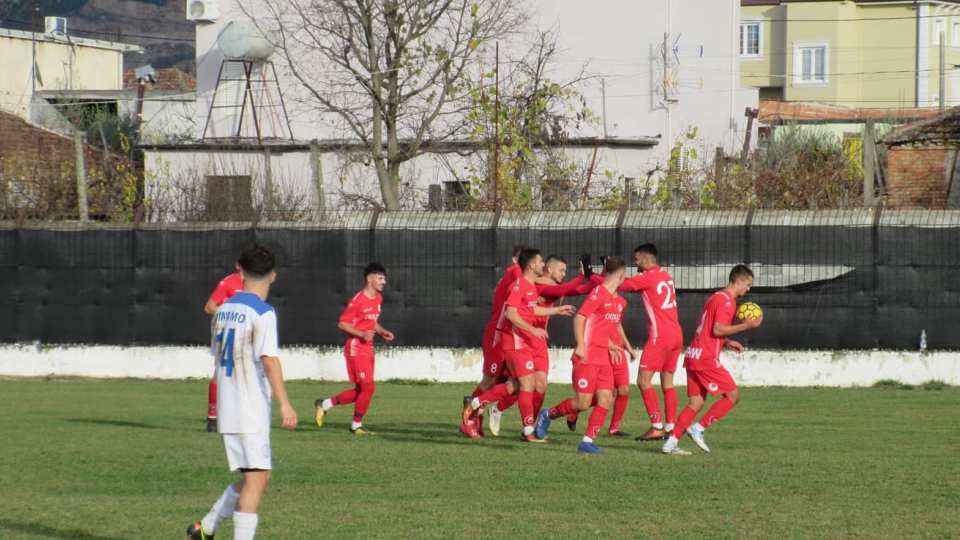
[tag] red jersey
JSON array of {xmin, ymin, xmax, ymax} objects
[
  {"xmin": 620, "ymin": 265, "xmax": 683, "ymax": 344},
  {"xmin": 339, "ymin": 290, "xmax": 383, "ymax": 357},
  {"xmin": 578, "ymin": 285, "xmax": 627, "ymax": 363},
  {"xmin": 684, "ymin": 290, "xmax": 737, "ymax": 370},
  {"xmin": 498, "ymin": 276, "xmax": 541, "ymax": 351},
  {"xmin": 532, "ymin": 275, "xmax": 593, "ymax": 329},
  {"xmin": 208, "ymin": 272, "xmax": 243, "ymax": 307},
  {"xmin": 489, "ymin": 264, "xmax": 522, "ymax": 321}
]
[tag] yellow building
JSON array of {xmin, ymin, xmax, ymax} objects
[
  {"xmin": 0, "ymin": 25, "xmax": 142, "ymax": 119},
  {"xmin": 741, "ymin": 0, "xmax": 960, "ymax": 108}
]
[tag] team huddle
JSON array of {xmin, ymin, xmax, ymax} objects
[
  {"xmin": 459, "ymin": 244, "xmax": 763, "ymax": 455},
  {"xmin": 187, "ymin": 242, "xmax": 762, "ymax": 539}
]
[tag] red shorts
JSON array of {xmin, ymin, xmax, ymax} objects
[
  {"xmin": 531, "ymin": 339, "xmax": 550, "ymax": 374},
  {"xmin": 346, "ymin": 353, "xmax": 375, "ymax": 384},
  {"xmin": 571, "ymin": 353, "xmax": 615, "ymax": 394},
  {"xmin": 686, "ymin": 367, "xmax": 737, "ymax": 397},
  {"xmin": 504, "ymin": 348, "xmax": 536, "ymax": 378},
  {"xmin": 639, "ymin": 338, "xmax": 683, "ymax": 373},
  {"xmin": 612, "ymin": 351, "xmax": 630, "ymax": 387},
  {"xmin": 481, "ymin": 323, "xmax": 504, "ymax": 378}
]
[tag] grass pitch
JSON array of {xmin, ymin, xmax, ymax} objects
[{"xmin": 0, "ymin": 379, "xmax": 957, "ymax": 539}]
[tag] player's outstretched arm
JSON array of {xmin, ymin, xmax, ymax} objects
[
  {"xmin": 262, "ymin": 355, "xmax": 297, "ymax": 430},
  {"xmin": 533, "ymin": 303, "xmax": 575, "ymax": 317}
]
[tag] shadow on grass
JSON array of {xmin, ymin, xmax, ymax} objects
[
  {"xmin": 0, "ymin": 519, "xmax": 123, "ymax": 540},
  {"xmin": 292, "ymin": 420, "xmax": 521, "ymax": 449},
  {"xmin": 65, "ymin": 418, "xmax": 162, "ymax": 430}
]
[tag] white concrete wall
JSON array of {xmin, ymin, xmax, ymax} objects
[{"xmin": 2, "ymin": 345, "xmax": 956, "ymax": 386}]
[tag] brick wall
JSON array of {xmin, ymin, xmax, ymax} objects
[{"xmin": 885, "ymin": 145, "xmax": 953, "ymax": 208}]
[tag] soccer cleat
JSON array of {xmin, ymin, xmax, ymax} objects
[
  {"xmin": 351, "ymin": 426, "xmax": 375, "ymax": 436},
  {"xmin": 205, "ymin": 417, "xmax": 217, "ymax": 433},
  {"xmin": 461, "ymin": 399, "xmax": 477, "ymax": 425},
  {"xmin": 566, "ymin": 414, "xmax": 578, "ymax": 432},
  {"xmin": 577, "ymin": 441, "xmax": 602, "ymax": 454},
  {"xmin": 186, "ymin": 521, "xmax": 213, "ymax": 540},
  {"xmin": 662, "ymin": 446, "xmax": 692, "ymax": 456},
  {"xmin": 686, "ymin": 424, "xmax": 711, "ymax": 453},
  {"xmin": 314, "ymin": 399, "xmax": 327, "ymax": 429},
  {"xmin": 635, "ymin": 427, "xmax": 668, "ymax": 442},
  {"xmin": 460, "ymin": 419, "xmax": 481, "ymax": 439},
  {"xmin": 661, "ymin": 436, "xmax": 691, "ymax": 455},
  {"xmin": 533, "ymin": 409, "xmax": 552, "ymax": 440},
  {"xmin": 488, "ymin": 405, "xmax": 502, "ymax": 437},
  {"xmin": 607, "ymin": 430, "xmax": 632, "ymax": 437},
  {"xmin": 521, "ymin": 433, "xmax": 547, "ymax": 443}
]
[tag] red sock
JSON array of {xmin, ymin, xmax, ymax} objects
[
  {"xmin": 663, "ymin": 387, "xmax": 679, "ymax": 425},
  {"xmin": 518, "ymin": 390, "xmax": 535, "ymax": 427},
  {"xmin": 333, "ymin": 386, "xmax": 359, "ymax": 406},
  {"xmin": 549, "ymin": 399, "xmax": 576, "ymax": 419},
  {"xmin": 353, "ymin": 382, "xmax": 376, "ymax": 423},
  {"xmin": 585, "ymin": 406, "xmax": 609, "ymax": 440},
  {"xmin": 698, "ymin": 397, "xmax": 735, "ymax": 429},
  {"xmin": 533, "ymin": 391, "xmax": 546, "ymax": 416},
  {"xmin": 641, "ymin": 387, "xmax": 661, "ymax": 425},
  {"xmin": 477, "ymin": 383, "xmax": 511, "ymax": 408},
  {"xmin": 608, "ymin": 394, "xmax": 629, "ymax": 433},
  {"xmin": 207, "ymin": 379, "xmax": 217, "ymax": 418},
  {"xmin": 497, "ymin": 393, "xmax": 519, "ymax": 412},
  {"xmin": 672, "ymin": 406, "xmax": 698, "ymax": 439}
]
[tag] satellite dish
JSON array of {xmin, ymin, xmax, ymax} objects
[{"xmin": 217, "ymin": 21, "xmax": 277, "ymax": 61}]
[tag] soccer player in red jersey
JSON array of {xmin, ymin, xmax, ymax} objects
[
  {"xmin": 607, "ymin": 322, "xmax": 637, "ymax": 436},
  {"xmin": 202, "ymin": 268, "xmax": 244, "ymax": 432},
  {"xmin": 485, "ymin": 254, "xmax": 595, "ymax": 436},
  {"xmin": 662, "ymin": 264, "xmax": 762, "ymax": 455},
  {"xmin": 533, "ymin": 256, "xmax": 628, "ymax": 454},
  {"xmin": 314, "ymin": 263, "xmax": 395, "ymax": 435},
  {"xmin": 461, "ymin": 248, "xmax": 574, "ymax": 441},
  {"xmin": 618, "ymin": 243, "xmax": 685, "ymax": 442}
]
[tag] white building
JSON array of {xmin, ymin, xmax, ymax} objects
[{"xmin": 143, "ymin": 0, "xmax": 757, "ymax": 215}]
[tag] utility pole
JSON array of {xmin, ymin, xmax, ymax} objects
[
  {"xmin": 940, "ymin": 31, "xmax": 946, "ymax": 112},
  {"xmin": 863, "ymin": 120, "xmax": 876, "ymax": 207},
  {"xmin": 493, "ymin": 41, "xmax": 500, "ymax": 208},
  {"xmin": 74, "ymin": 130, "xmax": 88, "ymax": 222}
]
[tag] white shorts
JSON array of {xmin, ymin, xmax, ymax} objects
[{"xmin": 222, "ymin": 432, "xmax": 272, "ymax": 472}]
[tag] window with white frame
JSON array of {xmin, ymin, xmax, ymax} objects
[
  {"xmin": 935, "ymin": 18, "xmax": 946, "ymax": 44},
  {"xmin": 740, "ymin": 22, "xmax": 761, "ymax": 57},
  {"xmin": 795, "ymin": 43, "xmax": 827, "ymax": 84}
]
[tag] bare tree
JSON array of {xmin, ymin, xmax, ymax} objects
[{"xmin": 247, "ymin": 0, "xmax": 525, "ymax": 210}]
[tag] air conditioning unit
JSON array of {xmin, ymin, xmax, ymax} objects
[
  {"xmin": 186, "ymin": 0, "xmax": 219, "ymax": 22},
  {"xmin": 44, "ymin": 16, "xmax": 67, "ymax": 36}
]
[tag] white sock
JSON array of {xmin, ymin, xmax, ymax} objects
[
  {"xmin": 652, "ymin": 422, "xmax": 664, "ymax": 429},
  {"xmin": 200, "ymin": 484, "xmax": 239, "ymax": 533},
  {"xmin": 522, "ymin": 425, "xmax": 533, "ymax": 436},
  {"xmin": 351, "ymin": 421, "xmax": 363, "ymax": 430},
  {"xmin": 322, "ymin": 398, "xmax": 334, "ymax": 411},
  {"xmin": 470, "ymin": 397, "xmax": 481, "ymax": 410},
  {"xmin": 664, "ymin": 423, "xmax": 675, "ymax": 432},
  {"xmin": 233, "ymin": 511, "xmax": 259, "ymax": 540},
  {"xmin": 581, "ymin": 436, "xmax": 593, "ymax": 444}
]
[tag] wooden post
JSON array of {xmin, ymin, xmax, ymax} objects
[
  {"xmin": 742, "ymin": 107, "xmax": 758, "ymax": 160},
  {"xmin": 74, "ymin": 130, "xmax": 88, "ymax": 222},
  {"xmin": 309, "ymin": 141, "xmax": 325, "ymax": 220},
  {"xmin": 863, "ymin": 120, "xmax": 876, "ymax": 207}
]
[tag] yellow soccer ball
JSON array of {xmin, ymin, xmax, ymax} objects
[{"xmin": 736, "ymin": 302, "xmax": 763, "ymax": 321}]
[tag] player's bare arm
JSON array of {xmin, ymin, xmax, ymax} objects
[
  {"xmin": 262, "ymin": 355, "xmax": 297, "ymax": 430},
  {"xmin": 609, "ymin": 338, "xmax": 624, "ymax": 365},
  {"xmin": 374, "ymin": 323, "xmax": 395, "ymax": 342},
  {"xmin": 618, "ymin": 324, "xmax": 636, "ymax": 360},
  {"xmin": 713, "ymin": 315, "xmax": 762, "ymax": 337},
  {"xmin": 534, "ymin": 304, "xmax": 575, "ymax": 317},
  {"xmin": 338, "ymin": 321, "xmax": 376, "ymax": 342},
  {"xmin": 506, "ymin": 306, "xmax": 548, "ymax": 339},
  {"xmin": 204, "ymin": 299, "xmax": 219, "ymax": 315},
  {"xmin": 573, "ymin": 314, "xmax": 587, "ymax": 359}
]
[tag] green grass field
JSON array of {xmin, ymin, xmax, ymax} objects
[{"xmin": 0, "ymin": 379, "xmax": 957, "ymax": 539}]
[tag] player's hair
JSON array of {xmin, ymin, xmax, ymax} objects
[
  {"xmin": 364, "ymin": 262, "xmax": 387, "ymax": 277},
  {"xmin": 517, "ymin": 248, "xmax": 542, "ymax": 271},
  {"xmin": 238, "ymin": 244, "xmax": 276, "ymax": 278},
  {"xmin": 603, "ymin": 255, "xmax": 627, "ymax": 274},
  {"xmin": 512, "ymin": 244, "xmax": 527, "ymax": 258},
  {"xmin": 545, "ymin": 254, "xmax": 567, "ymax": 266},
  {"xmin": 729, "ymin": 264, "xmax": 754, "ymax": 283},
  {"xmin": 634, "ymin": 243, "xmax": 658, "ymax": 258}
]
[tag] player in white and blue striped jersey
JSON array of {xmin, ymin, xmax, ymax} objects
[{"xmin": 187, "ymin": 244, "xmax": 297, "ymax": 540}]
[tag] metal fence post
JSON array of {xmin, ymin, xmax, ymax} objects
[
  {"xmin": 744, "ymin": 208, "xmax": 755, "ymax": 265},
  {"xmin": 492, "ymin": 207, "xmax": 503, "ymax": 277},
  {"xmin": 615, "ymin": 205, "xmax": 627, "ymax": 256}
]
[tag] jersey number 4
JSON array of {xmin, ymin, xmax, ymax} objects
[
  {"xmin": 215, "ymin": 329, "xmax": 236, "ymax": 377},
  {"xmin": 656, "ymin": 280, "xmax": 677, "ymax": 310}
]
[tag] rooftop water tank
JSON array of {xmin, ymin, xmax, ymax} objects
[{"xmin": 216, "ymin": 21, "xmax": 277, "ymax": 61}]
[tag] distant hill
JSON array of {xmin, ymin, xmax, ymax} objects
[{"xmin": 0, "ymin": 0, "xmax": 195, "ymax": 73}]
